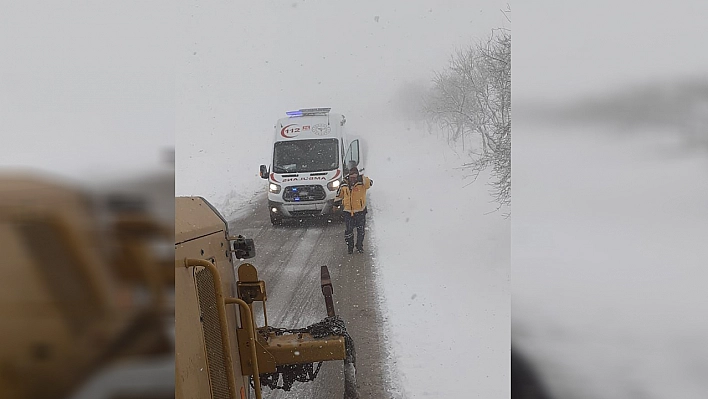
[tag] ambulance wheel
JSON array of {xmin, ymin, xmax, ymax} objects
[{"xmin": 270, "ymin": 213, "xmax": 282, "ymax": 225}]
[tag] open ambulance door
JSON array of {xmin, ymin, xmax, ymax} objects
[{"xmin": 343, "ymin": 138, "xmax": 365, "ymax": 173}]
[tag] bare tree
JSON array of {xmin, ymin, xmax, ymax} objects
[{"xmin": 424, "ymin": 29, "xmax": 511, "ymax": 208}]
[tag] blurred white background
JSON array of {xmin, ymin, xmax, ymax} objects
[{"xmin": 513, "ymin": 1, "xmax": 708, "ymax": 398}]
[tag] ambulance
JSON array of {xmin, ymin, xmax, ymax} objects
[{"xmin": 259, "ymin": 108, "xmax": 364, "ymax": 225}]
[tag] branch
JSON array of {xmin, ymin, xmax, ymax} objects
[{"xmin": 500, "ymin": 6, "xmax": 511, "ymax": 24}]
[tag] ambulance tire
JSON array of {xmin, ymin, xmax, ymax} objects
[{"xmin": 270, "ymin": 213, "xmax": 283, "ymax": 226}]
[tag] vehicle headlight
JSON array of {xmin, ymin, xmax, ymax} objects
[
  {"xmin": 327, "ymin": 179, "xmax": 341, "ymax": 191},
  {"xmin": 269, "ymin": 183, "xmax": 281, "ymax": 194}
]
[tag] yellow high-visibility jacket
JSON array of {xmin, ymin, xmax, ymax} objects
[{"xmin": 336, "ymin": 176, "xmax": 372, "ymax": 215}]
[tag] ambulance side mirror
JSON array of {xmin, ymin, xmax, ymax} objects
[{"xmin": 259, "ymin": 165, "xmax": 268, "ymax": 179}]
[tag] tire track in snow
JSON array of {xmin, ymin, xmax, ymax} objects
[{"xmin": 228, "ymin": 193, "xmax": 392, "ymax": 398}]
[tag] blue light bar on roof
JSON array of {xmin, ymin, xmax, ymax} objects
[{"xmin": 286, "ymin": 110, "xmax": 303, "ymax": 117}]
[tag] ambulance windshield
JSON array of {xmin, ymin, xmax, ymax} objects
[{"xmin": 272, "ymin": 138, "xmax": 339, "ymax": 173}]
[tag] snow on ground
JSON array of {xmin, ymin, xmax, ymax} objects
[
  {"xmin": 180, "ymin": 113, "xmax": 512, "ymax": 398},
  {"xmin": 174, "ymin": 2, "xmax": 512, "ymax": 397},
  {"xmin": 512, "ymin": 124, "xmax": 708, "ymax": 399},
  {"xmin": 366, "ymin": 119, "xmax": 510, "ymax": 398}
]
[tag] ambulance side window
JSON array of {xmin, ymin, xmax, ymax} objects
[{"xmin": 344, "ymin": 140, "xmax": 360, "ymax": 169}]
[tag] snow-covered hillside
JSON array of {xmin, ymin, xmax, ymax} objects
[{"xmin": 367, "ymin": 119, "xmax": 510, "ymax": 398}]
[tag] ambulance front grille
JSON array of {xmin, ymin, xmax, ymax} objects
[{"xmin": 282, "ymin": 184, "xmax": 326, "ymax": 202}]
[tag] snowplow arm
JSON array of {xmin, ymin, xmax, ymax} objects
[{"xmin": 234, "ymin": 263, "xmax": 347, "ymax": 376}]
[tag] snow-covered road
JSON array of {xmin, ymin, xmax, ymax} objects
[{"xmin": 229, "ymin": 197, "xmax": 395, "ymax": 398}]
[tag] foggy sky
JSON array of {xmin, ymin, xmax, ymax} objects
[
  {"xmin": 176, "ymin": 0, "xmax": 510, "ymax": 199},
  {"xmin": 514, "ymin": 1, "xmax": 708, "ymax": 102},
  {"xmin": 0, "ymin": 1, "xmax": 175, "ymax": 180}
]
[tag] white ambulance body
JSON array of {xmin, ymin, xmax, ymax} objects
[{"xmin": 259, "ymin": 108, "xmax": 365, "ymax": 224}]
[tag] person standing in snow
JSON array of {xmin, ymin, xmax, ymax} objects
[{"xmin": 336, "ymin": 166, "xmax": 373, "ymax": 254}]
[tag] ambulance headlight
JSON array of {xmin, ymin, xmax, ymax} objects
[
  {"xmin": 269, "ymin": 183, "xmax": 281, "ymax": 194},
  {"xmin": 327, "ymin": 180, "xmax": 341, "ymax": 191}
]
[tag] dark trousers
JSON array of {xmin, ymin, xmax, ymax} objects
[{"xmin": 343, "ymin": 210, "xmax": 366, "ymax": 250}]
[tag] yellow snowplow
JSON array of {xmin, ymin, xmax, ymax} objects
[
  {"xmin": 0, "ymin": 173, "xmax": 174, "ymax": 399},
  {"xmin": 175, "ymin": 196, "xmax": 358, "ymax": 399}
]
